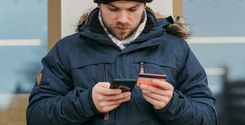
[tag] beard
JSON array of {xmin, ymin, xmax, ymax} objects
[{"xmin": 101, "ymin": 12, "xmax": 145, "ymax": 40}]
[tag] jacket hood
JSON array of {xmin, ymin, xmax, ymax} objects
[{"xmin": 78, "ymin": 8, "xmax": 173, "ymax": 45}]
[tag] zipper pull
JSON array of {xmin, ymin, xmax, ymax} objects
[
  {"xmin": 104, "ymin": 112, "xmax": 109, "ymax": 120},
  {"xmin": 140, "ymin": 62, "xmax": 144, "ymax": 74}
]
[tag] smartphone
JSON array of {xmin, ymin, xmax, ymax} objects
[
  {"xmin": 110, "ymin": 79, "xmax": 136, "ymax": 92},
  {"xmin": 137, "ymin": 73, "xmax": 167, "ymax": 88}
]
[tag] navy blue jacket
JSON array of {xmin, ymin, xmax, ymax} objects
[{"xmin": 27, "ymin": 8, "xmax": 217, "ymax": 125}]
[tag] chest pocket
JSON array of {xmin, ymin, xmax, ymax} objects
[
  {"xmin": 134, "ymin": 57, "xmax": 177, "ymax": 86},
  {"xmin": 132, "ymin": 57, "xmax": 177, "ymax": 116},
  {"xmin": 71, "ymin": 57, "xmax": 114, "ymax": 89}
]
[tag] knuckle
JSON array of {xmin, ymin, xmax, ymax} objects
[
  {"xmin": 160, "ymin": 102, "xmax": 165, "ymax": 107},
  {"xmin": 122, "ymin": 93, "xmax": 127, "ymax": 97},
  {"xmin": 96, "ymin": 82, "xmax": 103, "ymax": 87},
  {"xmin": 110, "ymin": 96, "xmax": 115, "ymax": 100},
  {"xmin": 167, "ymin": 92, "xmax": 173, "ymax": 97},
  {"xmin": 110, "ymin": 90, "xmax": 116, "ymax": 95},
  {"xmin": 148, "ymin": 93, "xmax": 152, "ymax": 97},
  {"xmin": 149, "ymin": 87, "xmax": 155, "ymax": 91},
  {"xmin": 120, "ymin": 98, "xmax": 128, "ymax": 103},
  {"xmin": 97, "ymin": 95, "xmax": 103, "ymax": 100},
  {"xmin": 168, "ymin": 83, "xmax": 174, "ymax": 90},
  {"xmin": 110, "ymin": 101, "xmax": 117, "ymax": 105},
  {"xmin": 163, "ymin": 98, "xmax": 169, "ymax": 104},
  {"xmin": 109, "ymin": 89, "xmax": 118, "ymax": 95},
  {"xmin": 124, "ymin": 96, "xmax": 129, "ymax": 101},
  {"xmin": 116, "ymin": 99, "xmax": 122, "ymax": 104},
  {"xmin": 123, "ymin": 93, "xmax": 129, "ymax": 98},
  {"xmin": 116, "ymin": 94, "xmax": 123, "ymax": 99}
]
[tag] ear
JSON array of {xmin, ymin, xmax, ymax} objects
[{"xmin": 143, "ymin": 3, "xmax": 147, "ymax": 8}]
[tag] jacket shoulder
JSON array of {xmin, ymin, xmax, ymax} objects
[
  {"xmin": 46, "ymin": 33, "xmax": 87, "ymax": 69},
  {"xmin": 51, "ymin": 33, "xmax": 89, "ymax": 54},
  {"xmin": 160, "ymin": 33, "xmax": 191, "ymax": 70},
  {"xmin": 163, "ymin": 33, "xmax": 189, "ymax": 50},
  {"xmin": 56, "ymin": 33, "xmax": 83, "ymax": 46}
]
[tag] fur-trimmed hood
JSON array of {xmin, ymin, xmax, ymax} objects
[{"xmin": 76, "ymin": 7, "xmax": 191, "ymax": 39}]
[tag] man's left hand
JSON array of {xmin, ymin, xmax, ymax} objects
[{"xmin": 139, "ymin": 79, "xmax": 174, "ymax": 109}]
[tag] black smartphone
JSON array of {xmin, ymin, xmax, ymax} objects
[{"xmin": 110, "ymin": 79, "xmax": 136, "ymax": 92}]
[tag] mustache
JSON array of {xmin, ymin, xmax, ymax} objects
[
  {"xmin": 115, "ymin": 23, "xmax": 130, "ymax": 29},
  {"xmin": 114, "ymin": 12, "xmax": 145, "ymax": 29},
  {"xmin": 114, "ymin": 26, "xmax": 130, "ymax": 29}
]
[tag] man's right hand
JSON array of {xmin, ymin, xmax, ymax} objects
[{"xmin": 92, "ymin": 82, "xmax": 131, "ymax": 113}]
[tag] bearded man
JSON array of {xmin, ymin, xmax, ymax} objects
[{"xmin": 27, "ymin": 0, "xmax": 217, "ymax": 125}]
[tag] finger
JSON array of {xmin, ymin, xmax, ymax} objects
[
  {"xmin": 97, "ymin": 82, "xmax": 111, "ymax": 88},
  {"xmin": 101, "ymin": 104, "xmax": 120, "ymax": 112},
  {"xmin": 98, "ymin": 87, "xmax": 122, "ymax": 95},
  {"xmin": 140, "ymin": 84, "xmax": 169, "ymax": 96},
  {"xmin": 142, "ymin": 94, "xmax": 164, "ymax": 108},
  {"xmin": 101, "ymin": 96, "xmax": 131, "ymax": 107},
  {"xmin": 151, "ymin": 79, "xmax": 173, "ymax": 90},
  {"xmin": 142, "ymin": 90, "xmax": 166, "ymax": 101},
  {"xmin": 107, "ymin": 96, "xmax": 131, "ymax": 106},
  {"xmin": 104, "ymin": 92, "xmax": 131, "ymax": 101}
]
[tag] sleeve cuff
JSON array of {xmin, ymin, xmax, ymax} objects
[
  {"xmin": 154, "ymin": 90, "xmax": 180, "ymax": 115},
  {"xmin": 77, "ymin": 87, "xmax": 101, "ymax": 117},
  {"xmin": 88, "ymin": 88, "xmax": 101, "ymax": 114}
]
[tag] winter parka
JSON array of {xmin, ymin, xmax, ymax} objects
[{"xmin": 27, "ymin": 8, "xmax": 217, "ymax": 125}]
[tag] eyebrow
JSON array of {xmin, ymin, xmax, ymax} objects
[{"xmin": 108, "ymin": 3, "xmax": 141, "ymax": 9}]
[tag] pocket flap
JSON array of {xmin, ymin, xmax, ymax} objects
[
  {"xmin": 71, "ymin": 56, "xmax": 114, "ymax": 69},
  {"xmin": 134, "ymin": 57, "xmax": 176, "ymax": 70}
]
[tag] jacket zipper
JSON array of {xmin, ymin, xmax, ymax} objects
[
  {"xmin": 102, "ymin": 64, "xmax": 110, "ymax": 120},
  {"xmin": 103, "ymin": 63, "xmax": 145, "ymax": 122},
  {"xmin": 140, "ymin": 62, "xmax": 145, "ymax": 74},
  {"xmin": 103, "ymin": 64, "xmax": 108, "ymax": 82}
]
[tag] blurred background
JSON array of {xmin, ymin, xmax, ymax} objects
[{"xmin": 0, "ymin": 0, "xmax": 245, "ymax": 125}]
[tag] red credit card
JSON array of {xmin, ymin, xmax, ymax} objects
[{"xmin": 137, "ymin": 73, "xmax": 167, "ymax": 88}]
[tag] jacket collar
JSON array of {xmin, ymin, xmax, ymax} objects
[{"xmin": 79, "ymin": 8, "xmax": 174, "ymax": 49}]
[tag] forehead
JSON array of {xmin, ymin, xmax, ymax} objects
[{"xmin": 102, "ymin": 1, "xmax": 144, "ymax": 8}]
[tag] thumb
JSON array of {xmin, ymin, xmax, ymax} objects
[{"xmin": 97, "ymin": 82, "xmax": 111, "ymax": 88}]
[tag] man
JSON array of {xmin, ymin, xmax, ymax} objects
[{"xmin": 27, "ymin": 0, "xmax": 217, "ymax": 125}]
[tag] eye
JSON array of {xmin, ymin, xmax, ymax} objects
[
  {"xmin": 108, "ymin": 7, "xmax": 118, "ymax": 11},
  {"xmin": 128, "ymin": 8, "xmax": 137, "ymax": 12}
]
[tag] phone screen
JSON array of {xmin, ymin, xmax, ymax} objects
[{"xmin": 110, "ymin": 79, "xmax": 136, "ymax": 92}]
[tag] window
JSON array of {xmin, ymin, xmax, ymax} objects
[{"xmin": 0, "ymin": 0, "xmax": 48, "ymax": 124}]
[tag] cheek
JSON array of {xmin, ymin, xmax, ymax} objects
[
  {"xmin": 103, "ymin": 14, "xmax": 117, "ymax": 24},
  {"xmin": 131, "ymin": 12, "xmax": 144, "ymax": 24},
  {"xmin": 130, "ymin": 16, "xmax": 142, "ymax": 26}
]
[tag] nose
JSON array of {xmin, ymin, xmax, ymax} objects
[{"xmin": 117, "ymin": 11, "xmax": 129, "ymax": 24}]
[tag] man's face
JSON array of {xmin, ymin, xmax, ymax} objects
[{"xmin": 99, "ymin": 1, "xmax": 146, "ymax": 40}]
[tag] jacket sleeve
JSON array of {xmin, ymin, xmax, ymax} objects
[
  {"xmin": 154, "ymin": 46, "xmax": 217, "ymax": 125},
  {"xmin": 26, "ymin": 42, "xmax": 99, "ymax": 125}
]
